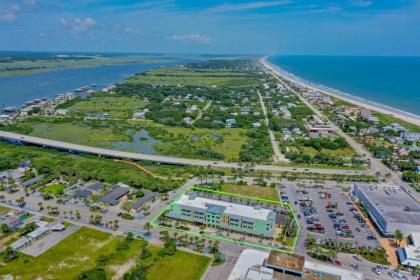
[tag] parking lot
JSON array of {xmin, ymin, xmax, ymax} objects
[{"xmin": 278, "ymin": 180, "xmax": 380, "ymax": 254}]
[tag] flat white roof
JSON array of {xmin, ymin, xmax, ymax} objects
[
  {"xmin": 175, "ymin": 194, "xmax": 274, "ymax": 221},
  {"xmin": 304, "ymin": 261, "xmax": 363, "ymax": 280},
  {"xmin": 228, "ymin": 249, "xmax": 270, "ymax": 280},
  {"xmin": 10, "ymin": 236, "xmax": 31, "ymax": 250},
  {"xmin": 28, "ymin": 227, "xmax": 49, "ymax": 239},
  {"xmin": 400, "ymin": 246, "xmax": 420, "ymax": 267},
  {"xmin": 410, "ymin": 232, "xmax": 420, "ymax": 246}
]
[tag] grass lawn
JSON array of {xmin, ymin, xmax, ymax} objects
[
  {"xmin": 301, "ymin": 146, "xmax": 318, "ymax": 157},
  {"xmin": 0, "ymin": 227, "xmax": 142, "ymax": 279},
  {"xmin": 220, "ymin": 184, "xmax": 279, "ymax": 201},
  {"xmin": 0, "ymin": 206, "xmax": 10, "ymax": 213},
  {"xmin": 126, "ymin": 67, "xmax": 259, "ymax": 88},
  {"xmin": 68, "ymin": 95, "xmax": 147, "ymax": 119},
  {"xmin": 322, "ymin": 147, "xmax": 356, "ymax": 157},
  {"xmin": 147, "ymin": 247, "xmax": 211, "ymax": 280},
  {"xmin": 0, "ymin": 226, "xmax": 211, "ymax": 280},
  {"xmin": 41, "ymin": 183, "xmax": 66, "ymax": 196},
  {"xmin": 29, "ymin": 122, "xmax": 129, "ymax": 148}
]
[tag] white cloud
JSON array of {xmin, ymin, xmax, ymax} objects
[
  {"xmin": 60, "ymin": 17, "xmax": 97, "ymax": 33},
  {"xmin": 0, "ymin": 3, "xmax": 21, "ymax": 22},
  {"xmin": 204, "ymin": 0, "xmax": 290, "ymax": 14},
  {"xmin": 172, "ymin": 33, "xmax": 210, "ymax": 43}
]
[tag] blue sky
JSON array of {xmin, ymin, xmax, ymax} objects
[{"xmin": 0, "ymin": 0, "xmax": 419, "ymax": 55}]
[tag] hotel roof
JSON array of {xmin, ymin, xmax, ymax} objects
[
  {"xmin": 266, "ymin": 251, "xmax": 305, "ymax": 274},
  {"xmin": 175, "ymin": 193, "xmax": 275, "ymax": 221}
]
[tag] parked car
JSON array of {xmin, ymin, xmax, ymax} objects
[{"xmin": 372, "ymin": 267, "xmax": 381, "ymax": 275}]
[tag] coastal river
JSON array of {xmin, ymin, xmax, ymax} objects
[{"xmin": 0, "ymin": 61, "xmax": 182, "ymax": 108}]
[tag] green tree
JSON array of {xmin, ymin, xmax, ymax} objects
[
  {"xmin": 3, "ymin": 247, "xmax": 19, "ymax": 262},
  {"xmin": 77, "ymin": 267, "xmax": 107, "ymax": 280},
  {"xmin": 394, "ymin": 229, "xmax": 404, "ymax": 247},
  {"xmin": 123, "ymin": 264, "xmax": 148, "ymax": 280}
]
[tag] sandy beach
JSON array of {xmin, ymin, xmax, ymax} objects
[{"xmin": 261, "ymin": 56, "xmax": 420, "ymax": 127}]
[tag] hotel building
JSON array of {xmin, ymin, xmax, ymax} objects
[{"xmin": 167, "ymin": 192, "xmax": 276, "ymax": 238}]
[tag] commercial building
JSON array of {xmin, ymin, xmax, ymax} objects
[
  {"xmin": 351, "ymin": 183, "xmax": 420, "ymax": 236},
  {"xmin": 86, "ymin": 182, "xmax": 104, "ymax": 192},
  {"xmin": 168, "ymin": 192, "xmax": 276, "ymax": 238},
  {"xmin": 100, "ymin": 187, "xmax": 129, "ymax": 206},
  {"xmin": 10, "ymin": 236, "xmax": 31, "ymax": 250},
  {"xmin": 20, "ymin": 175, "xmax": 45, "ymax": 188},
  {"xmin": 131, "ymin": 191, "xmax": 159, "ymax": 211},
  {"xmin": 228, "ymin": 249, "xmax": 364, "ymax": 280},
  {"xmin": 397, "ymin": 232, "xmax": 420, "ymax": 268},
  {"xmin": 9, "ymin": 220, "xmax": 65, "ymax": 251}
]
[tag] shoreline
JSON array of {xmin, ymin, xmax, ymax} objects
[{"xmin": 261, "ymin": 56, "xmax": 420, "ymax": 127}]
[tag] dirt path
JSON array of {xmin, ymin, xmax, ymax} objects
[
  {"xmin": 110, "ymin": 256, "xmax": 137, "ymax": 280},
  {"xmin": 194, "ymin": 100, "xmax": 212, "ymax": 123},
  {"xmin": 114, "ymin": 159, "xmax": 156, "ymax": 177},
  {"xmin": 0, "ymin": 232, "xmax": 19, "ymax": 252}
]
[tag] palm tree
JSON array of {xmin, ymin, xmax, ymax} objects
[
  {"xmin": 144, "ymin": 222, "xmax": 151, "ymax": 235},
  {"xmin": 385, "ymin": 172, "xmax": 391, "ymax": 182},
  {"xmin": 113, "ymin": 219, "xmax": 119, "ymax": 231},
  {"xmin": 394, "ymin": 229, "xmax": 404, "ymax": 247}
]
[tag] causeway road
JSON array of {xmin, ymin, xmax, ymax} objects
[{"xmin": 0, "ymin": 130, "xmax": 370, "ymax": 176}]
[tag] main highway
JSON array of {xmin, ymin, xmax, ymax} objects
[{"xmin": 0, "ymin": 130, "xmax": 370, "ymax": 176}]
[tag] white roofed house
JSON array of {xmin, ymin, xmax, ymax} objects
[
  {"xmin": 383, "ymin": 123, "xmax": 409, "ymax": 133},
  {"xmin": 225, "ymin": 118, "xmax": 237, "ymax": 128},
  {"xmin": 183, "ymin": 117, "xmax": 193, "ymax": 125},
  {"xmin": 401, "ymin": 132, "xmax": 420, "ymax": 143},
  {"xmin": 133, "ymin": 112, "xmax": 146, "ymax": 119}
]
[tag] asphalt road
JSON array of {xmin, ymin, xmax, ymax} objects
[{"xmin": 0, "ymin": 130, "xmax": 371, "ymax": 176}]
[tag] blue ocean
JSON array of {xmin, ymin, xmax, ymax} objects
[{"xmin": 268, "ymin": 56, "xmax": 420, "ymax": 115}]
